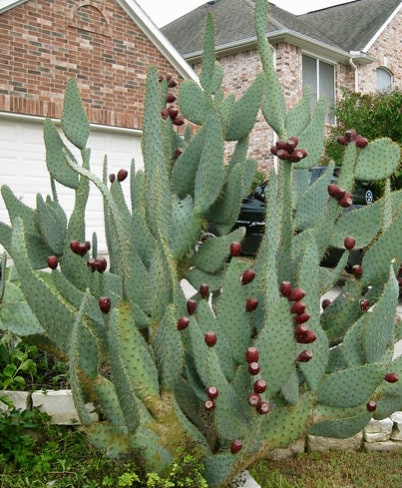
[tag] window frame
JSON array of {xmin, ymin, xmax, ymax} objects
[
  {"xmin": 376, "ymin": 67, "xmax": 393, "ymax": 92},
  {"xmin": 302, "ymin": 53, "xmax": 336, "ymax": 124}
]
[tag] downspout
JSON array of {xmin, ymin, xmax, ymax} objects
[{"xmin": 349, "ymin": 57, "xmax": 359, "ymax": 92}]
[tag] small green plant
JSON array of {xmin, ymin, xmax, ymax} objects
[
  {"xmin": 0, "ymin": 331, "xmax": 37, "ymax": 391},
  {"xmin": 0, "ymin": 405, "xmax": 51, "ymax": 469}
]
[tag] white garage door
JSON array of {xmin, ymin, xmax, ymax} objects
[{"xmin": 0, "ymin": 114, "xmax": 144, "ymax": 254}]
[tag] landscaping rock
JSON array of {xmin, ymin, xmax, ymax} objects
[
  {"xmin": 1, "ymin": 390, "xmax": 30, "ymax": 411},
  {"xmin": 307, "ymin": 433, "xmax": 362, "ymax": 452},
  {"xmin": 364, "ymin": 417, "xmax": 393, "ymax": 442},
  {"xmin": 364, "ymin": 440, "xmax": 402, "ymax": 452},
  {"xmin": 390, "ymin": 412, "xmax": 402, "ymax": 440},
  {"xmin": 231, "ymin": 471, "xmax": 261, "ymax": 488},
  {"xmin": 32, "ymin": 389, "xmax": 98, "ymax": 425}
]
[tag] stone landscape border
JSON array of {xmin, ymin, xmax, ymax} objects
[{"xmin": 2, "ymin": 389, "xmax": 402, "ymax": 474}]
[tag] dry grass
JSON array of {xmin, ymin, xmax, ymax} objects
[{"xmin": 249, "ymin": 449, "xmax": 402, "ymax": 487}]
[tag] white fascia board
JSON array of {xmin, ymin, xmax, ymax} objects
[
  {"xmin": 0, "ymin": 0, "xmax": 27, "ymax": 14},
  {"xmin": 115, "ymin": 0, "xmax": 199, "ymax": 83},
  {"xmin": 0, "ymin": 111, "xmax": 143, "ymax": 135},
  {"xmin": 184, "ymin": 29, "xmax": 360, "ymax": 65},
  {"xmin": 363, "ymin": 2, "xmax": 402, "ymax": 52}
]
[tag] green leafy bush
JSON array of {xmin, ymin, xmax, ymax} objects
[{"xmin": 325, "ymin": 89, "xmax": 402, "ymax": 189}]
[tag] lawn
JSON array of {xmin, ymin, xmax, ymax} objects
[{"xmin": 250, "ymin": 449, "xmax": 402, "ymax": 488}]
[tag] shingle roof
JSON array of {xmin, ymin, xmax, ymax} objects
[
  {"xmin": 300, "ymin": 0, "xmax": 401, "ymax": 52},
  {"xmin": 161, "ymin": 0, "xmax": 402, "ymax": 58}
]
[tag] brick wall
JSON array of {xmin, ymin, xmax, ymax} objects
[
  {"xmin": 359, "ymin": 9, "xmax": 402, "ymax": 93},
  {"xmin": 216, "ymin": 44, "xmax": 304, "ymax": 174},
  {"xmin": 0, "ymin": 0, "xmax": 182, "ymax": 129},
  {"xmin": 218, "ymin": 49, "xmax": 274, "ymax": 173}
]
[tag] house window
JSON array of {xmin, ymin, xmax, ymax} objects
[
  {"xmin": 376, "ymin": 67, "xmax": 392, "ymax": 92},
  {"xmin": 302, "ymin": 55, "xmax": 335, "ymax": 124}
]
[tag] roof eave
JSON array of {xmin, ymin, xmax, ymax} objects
[
  {"xmin": 363, "ymin": 2, "xmax": 402, "ymax": 52},
  {"xmin": 108, "ymin": 0, "xmax": 199, "ymax": 82},
  {"xmin": 0, "ymin": 0, "xmax": 27, "ymax": 14},
  {"xmin": 183, "ymin": 29, "xmax": 376, "ymax": 66}
]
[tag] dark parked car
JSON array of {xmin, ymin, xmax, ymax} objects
[{"xmin": 232, "ymin": 166, "xmax": 376, "ymax": 263}]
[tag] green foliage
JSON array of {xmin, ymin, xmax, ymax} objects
[
  {"xmin": 0, "ymin": 405, "xmax": 51, "ymax": 469},
  {"xmin": 325, "ymin": 89, "xmax": 402, "ymax": 189},
  {"xmin": 0, "ymin": 332, "xmax": 37, "ymax": 391},
  {"xmin": 0, "ymin": 1, "xmax": 402, "ymax": 486}
]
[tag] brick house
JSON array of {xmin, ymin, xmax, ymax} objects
[
  {"xmin": 0, "ymin": 0, "xmax": 197, "ymax": 249},
  {"xmin": 162, "ymin": 0, "xmax": 402, "ymax": 173}
]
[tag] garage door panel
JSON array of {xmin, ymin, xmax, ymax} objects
[{"xmin": 0, "ymin": 116, "xmax": 143, "ymax": 253}]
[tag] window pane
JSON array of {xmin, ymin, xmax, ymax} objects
[
  {"xmin": 377, "ymin": 68, "xmax": 392, "ymax": 91},
  {"xmin": 319, "ymin": 61, "xmax": 335, "ymax": 123},
  {"xmin": 302, "ymin": 55, "xmax": 317, "ymax": 104}
]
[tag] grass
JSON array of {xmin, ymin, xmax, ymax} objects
[
  {"xmin": 3, "ymin": 417, "xmax": 402, "ymax": 488},
  {"xmin": 249, "ymin": 449, "xmax": 402, "ymax": 487}
]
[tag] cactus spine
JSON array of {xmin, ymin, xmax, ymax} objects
[{"xmin": 1, "ymin": 1, "xmax": 402, "ymax": 486}]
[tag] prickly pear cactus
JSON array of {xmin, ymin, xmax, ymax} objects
[{"xmin": 1, "ymin": 1, "xmax": 402, "ymax": 486}]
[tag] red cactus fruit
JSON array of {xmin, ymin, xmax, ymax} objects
[
  {"xmin": 289, "ymin": 288, "xmax": 306, "ymax": 302},
  {"xmin": 248, "ymin": 361, "xmax": 260, "ymax": 375},
  {"xmin": 161, "ymin": 108, "xmax": 170, "ymax": 119},
  {"xmin": 366, "ymin": 400, "xmax": 377, "ymax": 412},
  {"xmin": 248, "ymin": 393, "xmax": 262, "ymax": 407},
  {"xmin": 280, "ymin": 281, "xmax": 292, "ymax": 297},
  {"xmin": 277, "ymin": 149, "xmax": 290, "ymax": 160},
  {"xmin": 290, "ymin": 301, "xmax": 306, "ymax": 315},
  {"xmin": 328, "ymin": 183, "xmax": 339, "ymax": 197},
  {"xmin": 289, "ymin": 136, "xmax": 299, "ymax": 145},
  {"xmin": 339, "ymin": 193, "xmax": 353, "ymax": 208},
  {"xmin": 384, "ymin": 372, "xmax": 399, "ymax": 383},
  {"xmin": 109, "ymin": 173, "xmax": 116, "ymax": 183},
  {"xmin": 360, "ymin": 299, "xmax": 370, "ymax": 312},
  {"xmin": 117, "ymin": 169, "xmax": 128, "ymax": 182},
  {"xmin": 293, "ymin": 312, "xmax": 311, "ymax": 324},
  {"xmin": 344, "ymin": 236, "xmax": 356, "ymax": 250},
  {"xmin": 167, "ymin": 106, "xmax": 179, "ymax": 119},
  {"xmin": 352, "ymin": 264, "xmax": 363, "ymax": 279},
  {"xmin": 204, "ymin": 399, "xmax": 215, "ymax": 411},
  {"xmin": 337, "ymin": 135, "xmax": 349, "ymax": 145},
  {"xmin": 296, "ymin": 350, "xmax": 313, "ymax": 362},
  {"xmin": 241, "ymin": 269, "xmax": 256, "ymax": 285},
  {"xmin": 253, "ymin": 378, "xmax": 267, "ymax": 394},
  {"xmin": 47, "ymin": 255, "xmax": 58, "ymax": 270},
  {"xmin": 230, "ymin": 439, "xmax": 243, "ymax": 454},
  {"xmin": 245, "ymin": 347, "xmax": 259, "ymax": 363},
  {"xmin": 199, "ymin": 283, "xmax": 209, "ymax": 299},
  {"xmin": 186, "ymin": 299, "xmax": 197, "ymax": 315},
  {"xmin": 98, "ymin": 296, "xmax": 111, "ymax": 314},
  {"xmin": 246, "ymin": 297, "xmax": 259, "ymax": 312},
  {"xmin": 321, "ymin": 298, "xmax": 332, "ymax": 310},
  {"xmin": 204, "ymin": 331, "xmax": 217, "ymax": 347},
  {"xmin": 355, "ymin": 135, "xmax": 368, "ymax": 148},
  {"xmin": 295, "ymin": 326, "xmax": 317, "ymax": 344},
  {"xmin": 172, "ymin": 117, "xmax": 185, "ymax": 126},
  {"xmin": 177, "ymin": 316, "xmax": 190, "ymax": 331},
  {"xmin": 345, "ymin": 129, "xmax": 357, "ymax": 141},
  {"xmin": 257, "ymin": 401, "xmax": 270, "ymax": 415},
  {"xmin": 206, "ymin": 386, "xmax": 219, "ymax": 399},
  {"xmin": 230, "ymin": 241, "xmax": 242, "ymax": 256},
  {"xmin": 94, "ymin": 257, "xmax": 107, "ymax": 273},
  {"xmin": 166, "ymin": 93, "xmax": 176, "ymax": 103}
]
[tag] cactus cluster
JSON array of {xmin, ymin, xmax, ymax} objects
[{"xmin": 0, "ymin": 1, "xmax": 402, "ymax": 486}]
